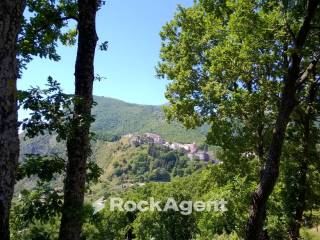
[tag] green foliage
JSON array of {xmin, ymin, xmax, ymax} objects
[
  {"xmin": 13, "ymin": 77, "xmax": 103, "ymax": 239},
  {"xmin": 14, "ymin": 184, "xmax": 63, "ymax": 223},
  {"xmin": 17, "ymin": 154, "xmax": 65, "ymax": 182},
  {"xmin": 86, "ymin": 161, "xmax": 104, "ymax": 185},
  {"xmin": 83, "ymin": 208, "xmax": 130, "ymax": 240},
  {"xmin": 156, "ymin": 0, "xmax": 319, "ymax": 238},
  {"xmin": 18, "ymin": 77, "xmax": 103, "ymax": 184},
  {"xmin": 103, "ymin": 142, "xmax": 207, "ymax": 184},
  {"xmin": 18, "ymin": 76, "xmax": 74, "ymax": 140},
  {"xmin": 91, "ymin": 96, "xmax": 208, "ymax": 144},
  {"xmin": 148, "ymin": 168, "xmax": 171, "ymax": 182},
  {"xmin": 11, "ymin": 218, "xmax": 60, "ymax": 240},
  {"xmin": 11, "ymin": 201, "xmax": 96, "ymax": 240},
  {"xmin": 98, "ymin": 40, "xmax": 109, "ymax": 51},
  {"xmin": 83, "ymin": 165, "xmax": 255, "ymax": 239},
  {"xmin": 157, "ymin": 0, "xmax": 285, "ymax": 147},
  {"xmin": 18, "ymin": 0, "xmax": 78, "ymax": 71}
]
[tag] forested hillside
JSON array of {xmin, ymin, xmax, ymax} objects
[
  {"xmin": 91, "ymin": 96, "xmax": 208, "ymax": 143},
  {"xmin": 19, "ymin": 96, "xmax": 208, "ymax": 158},
  {"xmin": 17, "ymin": 97, "xmax": 211, "ymax": 200}
]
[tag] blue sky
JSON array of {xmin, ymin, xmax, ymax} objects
[{"xmin": 19, "ymin": 0, "xmax": 193, "ymax": 107}]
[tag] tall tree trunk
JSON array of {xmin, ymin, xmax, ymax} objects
[
  {"xmin": 256, "ymin": 124, "xmax": 269, "ymax": 240},
  {"xmin": 289, "ymin": 82, "xmax": 317, "ymax": 240},
  {"xmin": 289, "ymin": 111, "xmax": 310, "ymax": 240},
  {"xmin": 245, "ymin": 1, "xmax": 319, "ymax": 239},
  {"xmin": 58, "ymin": 0, "xmax": 98, "ymax": 239},
  {"xmin": 0, "ymin": 1, "xmax": 25, "ymax": 240}
]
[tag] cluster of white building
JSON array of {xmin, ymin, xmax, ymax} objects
[{"xmin": 129, "ymin": 133, "xmax": 213, "ymax": 162}]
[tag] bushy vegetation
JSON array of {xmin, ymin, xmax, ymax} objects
[
  {"xmin": 87, "ymin": 139, "xmax": 212, "ymax": 200},
  {"xmin": 14, "ymin": 159, "xmax": 319, "ymax": 240},
  {"xmin": 112, "ymin": 143, "xmax": 207, "ymax": 182}
]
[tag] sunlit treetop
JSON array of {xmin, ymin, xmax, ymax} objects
[{"xmin": 157, "ymin": 0, "xmax": 319, "ymax": 145}]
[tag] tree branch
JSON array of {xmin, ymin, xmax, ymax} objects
[
  {"xmin": 286, "ymin": 22, "xmax": 296, "ymax": 42},
  {"xmin": 60, "ymin": 16, "xmax": 79, "ymax": 23},
  {"xmin": 32, "ymin": 15, "xmax": 79, "ymax": 34},
  {"xmin": 295, "ymin": 53, "xmax": 320, "ymax": 88},
  {"xmin": 295, "ymin": 0, "xmax": 319, "ymax": 49}
]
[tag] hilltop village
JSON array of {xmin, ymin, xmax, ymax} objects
[{"xmin": 126, "ymin": 132, "xmax": 216, "ymax": 163}]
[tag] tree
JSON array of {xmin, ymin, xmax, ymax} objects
[
  {"xmin": 0, "ymin": 1, "xmax": 26, "ymax": 239},
  {"xmin": 13, "ymin": 77, "xmax": 103, "ymax": 239},
  {"xmin": 1, "ymin": 1, "xmax": 78, "ymax": 238},
  {"xmin": 282, "ymin": 77, "xmax": 320, "ymax": 240},
  {"xmin": 246, "ymin": 1, "xmax": 319, "ymax": 238},
  {"xmin": 157, "ymin": 0, "xmax": 320, "ymax": 239},
  {"xmin": 1, "ymin": 0, "xmax": 106, "ymax": 238},
  {"xmin": 18, "ymin": 0, "xmax": 78, "ymax": 69},
  {"xmin": 58, "ymin": 0, "xmax": 99, "ymax": 239}
]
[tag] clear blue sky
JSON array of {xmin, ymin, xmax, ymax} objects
[{"xmin": 19, "ymin": 0, "xmax": 193, "ymax": 106}]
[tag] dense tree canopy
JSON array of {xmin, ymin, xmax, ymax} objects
[{"xmin": 157, "ymin": 0, "xmax": 319, "ymax": 238}]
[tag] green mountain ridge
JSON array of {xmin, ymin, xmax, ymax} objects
[
  {"xmin": 91, "ymin": 96, "xmax": 208, "ymax": 143},
  {"xmin": 20, "ymin": 96, "xmax": 208, "ymax": 158}
]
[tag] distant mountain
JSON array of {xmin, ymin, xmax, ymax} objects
[
  {"xmin": 20, "ymin": 96, "xmax": 208, "ymax": 158},
  {"xmin": 17, "ymin": 96, "xmax": 209, "ymax": 194},
  {"xmin": 91, "ymin": 96, "xmax": 208, "ymax": 143}
]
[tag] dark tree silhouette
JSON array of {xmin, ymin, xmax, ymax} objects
[
  {"xmin": 0, "ymin": 1, "xmax": 25, "ymax": 239},
  {"xmin": 58, "ymin": 0, "xmax": 98, "ymax": 239}
]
